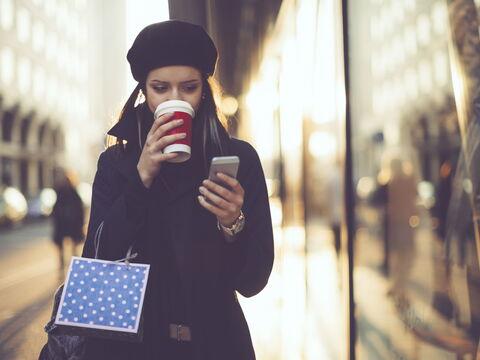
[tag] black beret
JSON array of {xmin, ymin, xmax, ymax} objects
[{"xmin": 127, "ymin": 20, "xmax": 218, "ymax": 82}]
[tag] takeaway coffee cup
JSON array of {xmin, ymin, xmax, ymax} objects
[{"xmin": 154, "ymin": 100, "xmax": 195, "ymax": 163}]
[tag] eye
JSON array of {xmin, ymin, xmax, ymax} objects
[
  {"xmin": 182, "ymin": 84, "xmax": 199, "ymax": 93},
  {"xmin": 153, "ymin": 86, "xmax": 168, "ymax": 93}
]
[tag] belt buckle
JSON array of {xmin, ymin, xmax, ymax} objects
[{"xmin": 175, "ymin": 324, "xmax": 183, "ymax": 341}]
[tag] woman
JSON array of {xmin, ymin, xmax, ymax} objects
[
  {"xmin": 51, "ymin": 168, "xmax": 85, "ymax": 270},
  {"xmin": 81, "ymin": 20, "xmax": 274, "ymax": 359}
]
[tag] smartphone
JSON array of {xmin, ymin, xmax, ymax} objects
[{"xmin": 208, "ymin": 156, "xmax": 240, "ymax": 184}]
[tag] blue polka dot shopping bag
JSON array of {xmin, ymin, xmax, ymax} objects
[
  {"xmin": 39, "ymin": 222, "xmax": 149, "ymax": 359},
  {"xmin": 54, "ymin": 256, "xmax": 150, "ymax": 339}
]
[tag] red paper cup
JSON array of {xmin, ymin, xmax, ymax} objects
[{"xmin": 154, "ymin": 100, "xmax": 195, "ymax": 163}]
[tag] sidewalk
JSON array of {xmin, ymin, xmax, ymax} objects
[{"xmin": 0, "ymin": 219, "xmax": 61, "ymax": 360}]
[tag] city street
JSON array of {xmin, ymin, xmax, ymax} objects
[{"xmin": 0, "ymin": 220, "xmax": 64, "ymax": 360}]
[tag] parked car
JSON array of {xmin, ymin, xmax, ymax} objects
[
  {"xmin": 27, "ymin": 188, "xmax": 57, "ymax": 218},
  {"xmin": 0, "ymin": 187, "xmax": 28, "ymax": 227}
]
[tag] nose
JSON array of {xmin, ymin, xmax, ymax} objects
[{"xmin": 167, "ymin": 87, "xmax": 185, "ymax": 101}]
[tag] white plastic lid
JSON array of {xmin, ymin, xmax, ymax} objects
[{"xmin": 154, "ymin": 100, "xmax": 195, "ymax": 119}]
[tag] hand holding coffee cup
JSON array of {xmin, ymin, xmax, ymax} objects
[
  {"xmin": 137, "ymin": 111, "xmax": 188, "ymax": 188},
  {"xmin": 154, "ymin": 100, "xmax": 195, "ymax": 163}
]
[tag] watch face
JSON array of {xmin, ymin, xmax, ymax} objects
[{"xmin": 233, "ymin": 215, "xmax": 245, "ymax": 234}]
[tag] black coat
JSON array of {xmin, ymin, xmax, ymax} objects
[{"xmin": 81, "ymin": 115, "xmax": 274, "ymax": 359}]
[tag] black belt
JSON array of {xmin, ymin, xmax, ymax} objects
[{"xmin": 169, "ymin": 323, "xmax": 192, "ymax": 342}]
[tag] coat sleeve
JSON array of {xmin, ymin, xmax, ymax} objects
[
  {"xmin": 223, "ymin": 143, "xmax": 274, "ymax": 298},
  {"xmin": 82, "ymin": 149, "xmax": 150, "ymax": 261}
]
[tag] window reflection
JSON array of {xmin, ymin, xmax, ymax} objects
[
  {"xmin": 0, "ymin": 0, "xmax": 14, "ymax": 30},
  {"xmin": 404, "ymin": 26, "xmax": 418, "ymax": 56},
  {"xmin": 16, "ymin": 7, "xmax": 31, "ymax": 43},
  {"xmin": 434, "ymin": 51, "xmax": 449, "ymax": 87},
  {"xmin": 33, "ymin": 66, "xmax": 45, "ymax": 99},
  {"xmin": 432, "ymin": 2, "xmax": 447, "ymax": 35},
  {"xmin": 32, "ymin": 21, "xmax": 45, "ymax": 52},
  {"xmin": 416, "ymin": 14, "xmax": 431, "ymax": 46},
  {"xmin": 17, "ymin": 56, "xmax": 31, "ymax": 95},
  {"xmin": 350, "ymin": 0, "xmax": 480, "ymax": 358},
  {"xmin": 46, "ymin": 32, "xmax": 57, "ymax": 61},
  {"xmin": 45, "ymin": 0, "xmax": 56, "ymax": 18},
  {"xmin": 0, "ymin": 47, "xmax": 15, "ymax": 85}
]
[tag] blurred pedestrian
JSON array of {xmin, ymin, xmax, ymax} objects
[
  {"xmin": 385, "ymin": 158, "xmax": 417, "ymax": 299},
  {"xmin": 79, "ymin": 20, "xmax": 274, "ymax": 360},
  {"xmin": 326, "ymin": 160, "xmax": 342, "ymax": 256},
  {"xmin": 51, "ymin": 169, "xmax": 85, "ymax": 270}
]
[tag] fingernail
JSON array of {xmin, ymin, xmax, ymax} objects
[
  {"xmin": 181, "ymin": 133, "xmax": 187, "ymax": 138},
  {"xmin": 177, "ymin": 119, "xmax": 184, "ymax": 124}
]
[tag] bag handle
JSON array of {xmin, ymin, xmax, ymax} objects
[{"xmin": 93, "ymin": 220, "xmax": 138, "ymax": 265}]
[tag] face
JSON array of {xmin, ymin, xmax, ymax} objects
[{"xmin": 144, "ymin": 65, "xmax": 203, "ymax": 113}]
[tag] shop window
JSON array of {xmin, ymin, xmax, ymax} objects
[
  {"xmin": 32, "ymin": 21, "xmax": 45, "ymax": 53},
  {"xmin": 0, "ymin": 0, "xmax": 14, "ymax": 30},
  {"xmin": 1, "ymin": 157, "xmax": 12, "ymax": 186},
  {"xmin": 33, "ymin": 66, "xmax": 46, "ymax": 99},
  {"xmin": 432, "ymin": 2, "xmax": 447, "ymax": 35},
  {"xmin": 434, "ymin": 51, "xmax": 449, "ymax": 87},
  {"xmin": 19, "ymin": 159, "xmax": 28, "ymax": 195},
  {"xmin": 418, "ymin": 61, "xmax": 433, "ymax": 93},
  {"xmin": 16, "ymin": 7, "xmax": 31, "ymax": 43},
  {"xmin": 17, "ymin": 57, "xmax": 31, "ymax": 95},
  {"xmin": 404, "ymin": 26, "xmax": 418, "ymax": 56},
  {"xmin": 37, "ymin": 161, "xmax": 44, "ymax": 190},
  {"xmin": 45, "ymin": 0, "xmax": 56, "ymax": 18},
  {"xmin": 1, "ymin": 110, "xmax": 14, "ymax": 142},
  {"xmin": 348, "ymin": 1, "xmax": 480, "ymax": 358},
  {"xmin": 20, "ymin": 116, "xmax": 32, "ymax": 146},
  {"xmin": 46, "ymin": 32, "xmax": 57, "ymax": 61},
  {"xmin": 0, "ymin": 47, "xmax": 15, "ymax": 85},
  {"xmin": 38, "ymin": 122, "xmax": 47, "ymax": 147},
  {"xmin": 417, "ymin": 14, "xmax": 431, "ymax": 46}
]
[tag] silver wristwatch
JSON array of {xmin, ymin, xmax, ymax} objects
[{"xmin": 217, "ymin": 210, "xmax": 245, "ymax": 236}]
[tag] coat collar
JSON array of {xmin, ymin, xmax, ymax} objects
[{"xmin": 106, "ymin": 105, "xmax": 150, "ymax": 146}]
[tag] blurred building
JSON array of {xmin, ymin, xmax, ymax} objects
[
  {"xmin": 350, "ymin": 0, "xmax": 453, "ymax": 181},
  {"xmin": 0, "ymin": 0, "xmax": 127, "ymax": 198}
]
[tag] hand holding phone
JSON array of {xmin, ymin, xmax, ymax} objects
[{"xmin": 199, "ymin": 156, "xmax": 244, "ymax": 228}]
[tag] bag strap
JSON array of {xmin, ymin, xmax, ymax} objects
[
  {"xmin": 93, "ymin": 220, "xmax": 138, "ymax": 265},
  {"xmin": 93, "ymin": 221, "xmax": 104, "ymax": 259}
]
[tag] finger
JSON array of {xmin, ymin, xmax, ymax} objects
[
  {"xmin": 154, "ymin": 133, "xmax": 186, "ymax": 152},
  {"xmin": 150, "ymin": 118, "xmax": 185, "ymax": 143},
  {"xmin": 150, "ymin": 133, "xmax": 186, "ymax": 153},
  {"xmin": 202, "ymin": 179, "xmax": 234, "ymax": 201},
  {"xmin": 199, "ymin": 186, "xmax": 236, "ymax": 212},
  {"xmin": 198, "ymin": 195, "xmax": 229, "ymax": 218},
  {"xmin": 151, "ymin": 152, "xmax": 178, "ymax": 163},
  {"xmin": 147, "ymin": 113, "xmax": 174, "ymax": 140},
  {"xmin": 217, "ymin": 173, "xmax": 244, "ymax": 196},
  {"xmin": 145, "ymin": 113, "xmax": 174, "ymax": 146},
  {"xmin": 202, "ymin": 179, "xmax": 242, "ymax": 206}
]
